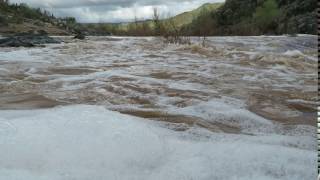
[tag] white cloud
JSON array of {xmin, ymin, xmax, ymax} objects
[{"xmin": 10, "ymin": 0, "xmax": 224, "ymax": 23}]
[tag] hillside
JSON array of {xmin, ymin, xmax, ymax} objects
[
  {"xmin": 166, "ymin": 3, "xmax": 222, "ymax": 28},
  {"xmin": 185, "ymin": 0, "xmax": 317, "ymax": 35},
  {"xmin": 0, "ymin": 1, "xmax": 75, "ymax": 35}
]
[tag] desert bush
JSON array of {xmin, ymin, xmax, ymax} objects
[{"xmin": 152, "ymin": 8, "xmax": 191, "ymax": 45}]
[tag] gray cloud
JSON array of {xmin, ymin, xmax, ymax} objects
[
  {"xmin": 12, "ymin": 0, "xmax": 196, "ymax": 8},
  {"xmin": 11, "ymin": 0, "xmax": 224, "ymax": 22}
]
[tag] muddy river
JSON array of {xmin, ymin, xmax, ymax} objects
[
  {"xmin": 0, "ymin": 35, "xmax": 318, "ymax": 179},
  {"xmin": 0, "ymin": 35, "xmax": 317, "ymax": 133}
]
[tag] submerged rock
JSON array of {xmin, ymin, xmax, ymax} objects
[
  {"xmin": 74, "ymin": 33, "xmax": 85, "ymax": 40},
  {"xmin": 0, "ymin": 37, "xmax": 35, "ymax": 47},
  {"xmin": 0, "ymin": 31, "xmax": 61, "ymax": 47}
]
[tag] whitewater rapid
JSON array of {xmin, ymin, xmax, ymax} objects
[{"xmin": 0, "ymin": 35, "xmax": 317, "ymax": 179}]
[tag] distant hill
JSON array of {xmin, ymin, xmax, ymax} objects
[
  {"xmin": 165, "ymin": 3, "xmax": 222, "ymax": 28},
  {"xmin": 79, "ymin": 3, "xmax": 223, "ymax": 36},
  {"xmin": 0, "ymin": 1, "xmax": 76, "ymax": 35}
]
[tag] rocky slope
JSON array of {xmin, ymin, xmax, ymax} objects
[{"xmin": 0, "ymin": 1, "xmax": 73, "ymax": 35}]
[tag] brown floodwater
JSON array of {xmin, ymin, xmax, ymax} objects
[{"xmin": 0, "ymin": 35, "xmax": 317, "ymax": 134}]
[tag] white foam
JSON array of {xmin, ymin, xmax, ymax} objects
[
  {"xmin": 0, "ymin": 105, "xmax": 316, "ymax": 180},
  {"xmin": 283, "ymin": 50, "xmax": 304, "ymax": 57},
  {"xmin": 0, "ymin": 48, "xmax": 50, "ymax": 62},
  {"xmin": 170, "ymin": 98, "xmax": 276, "ymax": 134}
]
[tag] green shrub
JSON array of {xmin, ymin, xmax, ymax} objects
[{"xmin": 253, "ymin": 0, "xmax": 280, "ymax": 33}]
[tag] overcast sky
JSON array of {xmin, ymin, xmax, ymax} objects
[{"xmin": 10, "ymin": 0, "xmax": 224, "ymax": 23}]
